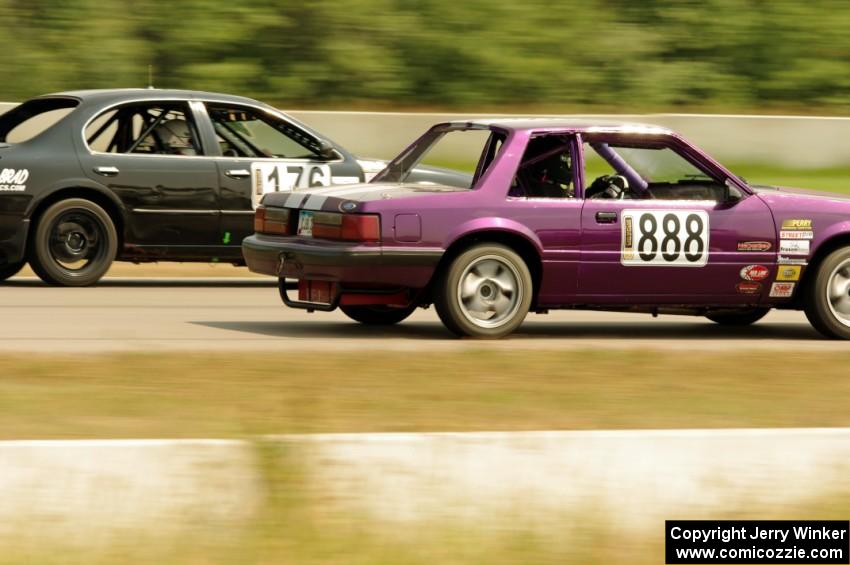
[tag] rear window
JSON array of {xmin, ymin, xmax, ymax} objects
[
  {"xmin": 374, "ymin": 126, "xmax": 505, "ymax": 189},
  {"xmin": 0, "ymin": 97, "xmax": 79, "ymax": 143}
]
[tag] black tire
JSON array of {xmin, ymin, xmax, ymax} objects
[
  {"xmin": 0, "ymin": 261, "xmax": 25, "ymax": 282},
  {"xmin": 434, "ymin": 243, "xmax": 533, "ymax": 338},
  {"xmin": 705, "ymin": 308, "xmax": 770, "ymax": 326},
  {"xmin": 804, "ymin": 247, "xmax": 850, "ymax": 339},
  {"xmin": 28, "ymin": 198, "xmax": 117, "ymax": 287},
  {"xmin": 340, "ymin": 304, "xmax": 417, "ymax": 325}
]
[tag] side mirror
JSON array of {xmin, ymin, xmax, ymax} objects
[
  {"xmin": 317, "ymin": 139, "xmax": 336, "ymax": 160},
  {"xmin": 724, "ymin": 179, "xmax": 744, "ymax": 203}
]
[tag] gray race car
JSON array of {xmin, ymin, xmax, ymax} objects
[{"xmin": 0, "ymin": 89, "xmax": 468, "ymax": 285}]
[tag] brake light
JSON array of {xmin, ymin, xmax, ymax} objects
[
  {"xmin": 311, "ymin": 213, "xmax": 381, "ymax": 242},
  {"xmin": 254, "ymin": 206, "xmax": 291, "ymax": 235}
]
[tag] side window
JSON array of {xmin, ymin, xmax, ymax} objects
[
  {"xmin": 206, "ymin": 105, "xmax": 322, "ymax": 159},
  {"xmin": 86, "ymin": 103, "xmax": 203, "ymax": 156},
  {"xmin": 582, "ymin": 137, "xmax": 726, "ymax": 201},
  {"xmin": 510, "ymin": 135, "xmax": 575, "ymax": 198}
]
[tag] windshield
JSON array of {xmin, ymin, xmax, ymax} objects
[{"xmin": 374, "ymin": 125, "xmax": 505, "ymax": 188}]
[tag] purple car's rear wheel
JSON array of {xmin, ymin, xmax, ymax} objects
[
  {"xmin": 804, "ymin": 247, "xmax": 850, "ymax": 339},
  {"xmin": 435, "ymin": 243, "xmax": 532, "ymax": 338}
]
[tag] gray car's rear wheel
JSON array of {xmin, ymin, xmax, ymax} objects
[
  {"xmin": 340, "ymin": 304, "xmax": 416, "ymax": 325},
  {"xmin": 0, "ymin": 261, "xmax": 25, "ymax": 282},
  {"xmin": 705, "ymin": 308, "xmax": 770, "ymax": 326},
  {"xmin": 804, "ymin": 247, "xmax": 850, "ymax": 339},
  {"xmin": 435, "ymin": 243, "xmax": 532, "ymax": 338},
  {"xmin": 28, "ymin": 198, "xmax": 117, "ymax": 287}
]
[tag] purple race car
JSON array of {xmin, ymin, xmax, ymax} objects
[{"xmin": 243, "ymin": 119, "xmax": 850, "ymax": 339}]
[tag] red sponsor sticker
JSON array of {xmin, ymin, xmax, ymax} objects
[
  {"xmin": 736, "ymin": 281, "xmax": 762, "ymax": 294},
  {"xmin": 739, "ymin": 265, "xmax": 770, "ymax": 282},
  {"xmin": 737, "ymin": 241, "xmax": 772, "ymax": 252}
]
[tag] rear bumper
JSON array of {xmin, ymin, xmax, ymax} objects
[
  {"xmin": 0, "ymin": 215, "xmax": 29, "ymax": 265},
  {"xmin": 242, "ymin": 234, "xmax": 442, "ymax": 288}
]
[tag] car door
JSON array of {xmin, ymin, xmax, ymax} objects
[
  {"xmin": 79, "ymin": 101, "xmax": 220, "ymax": 252},
  {"xmin": 197, "ymin": 102, "xmax": 363, "ymax": 250},
  {"xmin": 577, "ymin": 135, "xmax": 776, "ymax": 304}
]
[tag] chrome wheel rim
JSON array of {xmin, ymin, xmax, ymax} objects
[
  {"xmin": 827, "ymin": 258, "xmax": 850, "ymax": 327},
  {"xmin": 457, "ymin": 255, "xmax": 522, "ymax": 329}
]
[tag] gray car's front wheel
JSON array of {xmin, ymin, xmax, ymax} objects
[
  {"xmin": 435, "ymin": 244, "xmax": 533, "ymax": 338},
  {"xmin": 28, "ymin": 198, "xmax": 117, "ymax": 287},
  {"xmin": 804, "ymin": 247, "xmax": 850, "ymax": 339}
]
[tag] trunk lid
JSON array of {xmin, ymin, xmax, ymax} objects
[{"xmin": 261, "ymin": 182, "xmax": 467, "ymax": 213}]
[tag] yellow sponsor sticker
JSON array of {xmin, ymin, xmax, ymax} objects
[
  {"xmin": 623, "ymin": 216, "xmax": 634, "ymax": 260},
  {"xmin": 781, "ymin": 219, "xmax": 813, "ymax": 230},
  {"xmin": 776, "ymin": 265, "xmax": 801, "ymax": 282}
]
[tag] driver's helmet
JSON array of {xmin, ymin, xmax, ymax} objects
[
  {"xmin": 154, "ymin": 119, "xmax": 196, "ymax": 155},
  {"xmin": 528, "ymin": 138, "xmax": 572, "ymax": 196}
]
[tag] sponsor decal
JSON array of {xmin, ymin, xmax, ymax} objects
[
  {"xmin": 736, "ymin": 281, "xmax": 762, "ymax": 295},
  {"xmin": 769, "ymin": 282, "xmax": 796, "ymax": 298},
  {"xmin": 776, "ymin": 265, "xmax": 802, "ymax": 282},
  {"xmin": 779, "ymin": 230, "xmax": 814, "ymax": 240},
  {"xmin": 778, "ymin": 255, "xmax": 808, "ymax": 265},
  {"xmin": 620, "ymin": 209, "xmax": 709, "ymax": 267},
  {"xmin": 623, "ymin": 216, "xmax": 634, "ymax": 260},
  {"xmin": 781, "ymin": 218, "xmax": 813, "ymax": 230},
  {"xmin": 737, "ymin": 241, "xmax": 771, "ymax": 252},
  {"xmin": 779, "ymin": 239, "xmax": 811, "ymax": 255},
  {"xmin": 740, "ymin": 265, "xmax": 770, "ymax": 282},
  {"xmin": 0, "ymin": 168, "xmax": 29, "ymax": 192}
]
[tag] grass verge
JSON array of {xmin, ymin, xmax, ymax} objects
[{"xmin": 1, "ymin": 349, "xmax": 850, "ymax": 439}]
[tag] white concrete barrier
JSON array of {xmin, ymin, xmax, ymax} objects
[
  {"xmin": 287, "ymin": 110, "xmax": 850, "ymax": 168},
  {"xmin": 0, "ymin": 439, "xmax": 260, "ymax": 546},
  {"xmin": 293, "ymin": 428, "xmax": 850, "ymax": 531},
  {"xmin": 1, "ymin": 428, "xmax": 848, "ymax": 543},
  {"xmin": 3, "ymin": 100, "xmax": 850, "ymax": 167}
]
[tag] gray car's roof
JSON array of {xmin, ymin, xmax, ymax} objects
[
  {"xmin": 448, "ymin": 117, "xmax": 673, "ymax": 135},
  {"xmin": 39, "ymin": 88, "xmax": 266, "ymax": 107}
]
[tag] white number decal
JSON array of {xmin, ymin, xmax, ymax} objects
[
  {"xmin": 621, "ymin": 209, "xmax": 709, "ymax": 267},
  {"xmin": 250, "ymin": 162, "xmax": 332, "ymax": 208}
]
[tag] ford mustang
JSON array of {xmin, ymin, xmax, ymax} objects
[
  {"xmin": 0, "ymin": 89, "xmax": 467, "ymax": 285},
  {"xmin": 243, "ymin": 119, "xmax": 850, "ymax": 340}
]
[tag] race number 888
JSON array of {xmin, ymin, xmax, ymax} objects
[{"xmin": 621, "ymin": 209, "xmax": 710, "ymax": 267}]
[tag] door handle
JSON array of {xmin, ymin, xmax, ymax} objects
[
  {"xmin": 595, "ymin": 211, "xmax": 618, "ymax": 224},
  {"xmin": 94, "ymin": 166, "xmax": 119, "ymax": 177},
  {"xmin": 225, "ymin": 169, "xmax": 251, "ymax": 179}
]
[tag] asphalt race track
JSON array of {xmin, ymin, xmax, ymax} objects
[{"xmin": 1, "ymin": 276, "xmax": 846, "ymax": 353}]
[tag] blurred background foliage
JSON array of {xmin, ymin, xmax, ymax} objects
[{"xmin": 2, "ymin": 0, "xmax": 850, "ymax": 111}]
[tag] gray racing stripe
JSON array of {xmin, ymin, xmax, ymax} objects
[
  {"xmin": 302, "ymin": 193, "xmax": 329, "ymax": 210},
  {"xmin": 284, "ymin": 192, "xmax": 308, "ymax": 208}
]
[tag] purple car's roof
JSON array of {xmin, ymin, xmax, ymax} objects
[{"xmin": 448, "ymin": 118, "xmax": 673, "ymax": 136}]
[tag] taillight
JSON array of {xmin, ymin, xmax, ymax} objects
[
  {"xmin": 254, "ymin": 206, "xmax": 291, "ymax": 235},
  {"xmin": 311, "ymin": 212, "xmax": 381, "ymax": 242}
]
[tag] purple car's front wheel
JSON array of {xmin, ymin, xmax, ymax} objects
[{"xmin": 805, "ymin": 247, "xmax": 850, "ymax": 339}]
